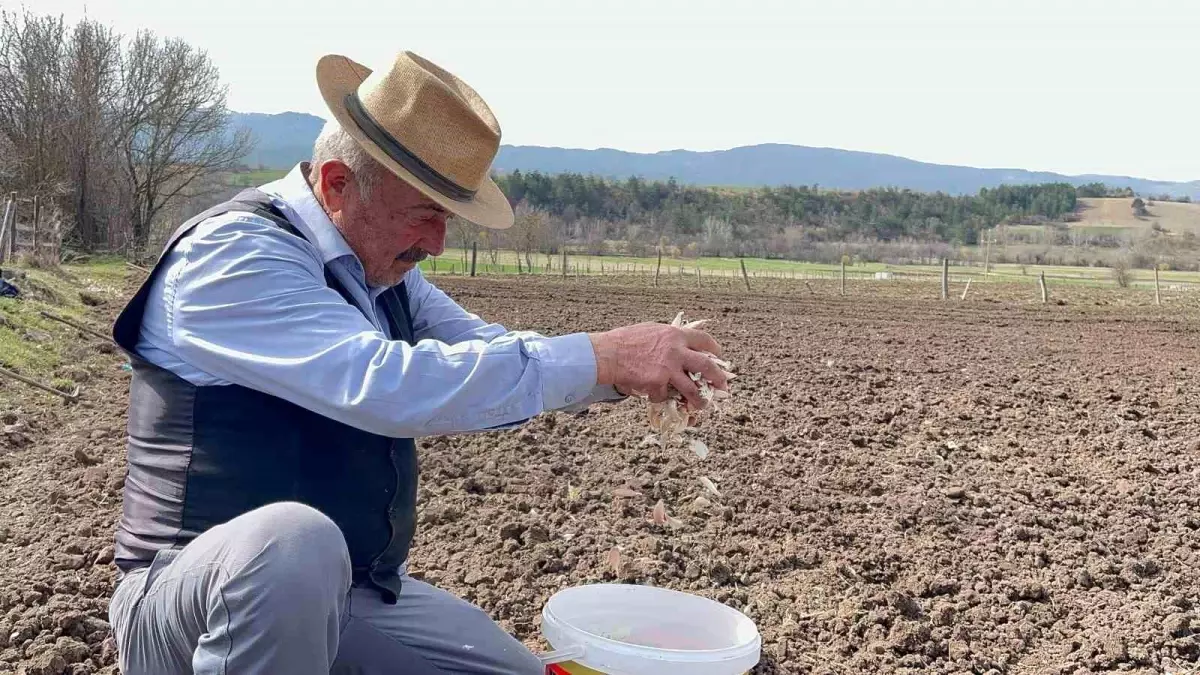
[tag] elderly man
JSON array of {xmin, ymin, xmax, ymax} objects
[{"xmin": 106, "ymin": 51, "xmax": 726, "ymax": 675}]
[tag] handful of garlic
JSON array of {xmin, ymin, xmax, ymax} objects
[
  {"xmin": 607, "ymin": 312, "xmax": 734, "ymax": 545},
  {"xmin": 643, "ymin": 311, "xmax": 735, "ymax": 450}
]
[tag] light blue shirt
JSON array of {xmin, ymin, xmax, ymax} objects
[{"xmin": 134, "ymin": 163, "xmax": 621, "ymax": 438}]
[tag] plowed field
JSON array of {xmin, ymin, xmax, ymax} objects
[{"xmin": 1, "ymin": 273, "xmax": 1198, "ymax": 674}]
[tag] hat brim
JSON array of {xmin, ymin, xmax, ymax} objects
[{"xmin": 316, "ymin": 54, "xmax": 513, "ymax": 230}]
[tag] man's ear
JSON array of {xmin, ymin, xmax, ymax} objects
[{"xmin": 316, "ymin": 160, "xmax": 351, "ymax": 213}]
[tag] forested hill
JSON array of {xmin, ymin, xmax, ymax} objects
[
  {"xmin": 493, "ymin": 144, "xmax": 1200, "ymax": 200},
  {"xmin": 495, "ymin": 170, "xmax": 1083, "ymax": 246},
  {"xmin": 229, "ymin": 112, "xmax": 1200, "ymax": 200}
]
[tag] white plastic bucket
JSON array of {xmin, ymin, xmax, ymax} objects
[{"xmin": 540, "ymin": 584, "xmax": 761, "ymax": 675}]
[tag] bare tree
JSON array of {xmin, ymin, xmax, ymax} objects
[
  {"xmin": 477, "ymin": 229, "xmax": 499, "ymax": 266},
  {"xmin": 701, "ymin": 215, "xmax": 732, "ymax": 257},
  {"xmin": 579, "ymin": 217, "xmax": 609, "ymax": 255},
  {"xmin": 541, "ymin": 213, "xmax": 561, "ymax": 269},
  {"xmin": 0, "ymin": 131, "xmax": 16, "ymax": 187},
  {"xmin": 447, "ymin": 216, "xmax": 477, "ymax": 267},
  {"xmin": 63, "ymin": 18, "xmax": 121, "ymax": 249},
  {"xmin": 117, "ymin": 31, "xmax": 252, "ymax": 252},
  {"xmin": 0, "ymin": 11, "xmax": 69, "ymax": 196},
  {"xmin": 509, "ymin": 201, "xmax": 548, "ymax": 272},
  {"xmin": 0, "ymin": 11, "xmax": 250, "ymax": 256},
  {"xmin": 1111, "ymin": 255, "xmax": 1132, "ymax": 288}
]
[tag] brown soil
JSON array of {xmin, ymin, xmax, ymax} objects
[
  {"xmin": 1, "ymin": 274, "xmax": 1198, "ymax": 674},
  {"xmin": 0, "ymin": 288, "xmax": 131, "ymax": 675}
]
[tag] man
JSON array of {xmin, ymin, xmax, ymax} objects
[{"xmin": 107, "ymin": 51, "xmax": 727, "ymax": 674}]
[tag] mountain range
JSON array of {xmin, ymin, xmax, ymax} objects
[
  {"xmin": 230, "ymin": 112, "xmax": 1200, "ymax": 199},
  {"xmin": 232, "ymin": 111, "xmax": 328, "ymax": 170}
]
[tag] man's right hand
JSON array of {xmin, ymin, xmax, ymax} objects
[{"xmin": 588, "ymin": 322, "xmax": 729, "ymax": 411}]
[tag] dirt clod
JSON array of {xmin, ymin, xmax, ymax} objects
[
  {"xmin": 71, "ymin": 449, "xmax": 96, "ymax": 467},
  {"xmin": 944, "ymin": 486, "xmax": 966, "ymax": 500},
  {"xmin": 524, "ymin": 525, "xmax": 550, "ymax": 545},
  {"xmin": 51, "ymin": 639, "xmax": 89, "ymax": 665},
  {"xmin": 93, "ymin": 548, "xmax": 113, "ymax": 566},
  {"xmin": 1165, "ymin": 613, "xmax": 1194, "ymax": 638},
  {"xmin": 498, "ymin": 523, "xmax": 525, "ymax": 542},
  {"xmin": 17, "ymin": 649, "xmax": 66, "ymax": 675}
]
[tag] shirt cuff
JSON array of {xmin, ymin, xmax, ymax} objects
[
  {"xmin": 525, "ymin": 332, "xmax": 599, "ymax": 411},
  {"xmin": 558, "ymin": 384, "xmax": 627, "ymax": 414}
]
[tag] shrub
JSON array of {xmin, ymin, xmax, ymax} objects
[{"xmin": 1111, "ymin": 258, "xmax": 1132, "ymax": 288}]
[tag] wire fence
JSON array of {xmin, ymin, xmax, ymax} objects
[
  {"xmin": 419, "ymin": 246, "xmax": 1200, "ymax": 296},
  {"xmin": 0, "ymin": 192, "xmax": 64, "ymax": 265}
]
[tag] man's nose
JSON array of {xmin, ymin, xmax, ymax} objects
[{"xmin": 422, "ymin": 218, "xmax": 447, "ymax": 256}]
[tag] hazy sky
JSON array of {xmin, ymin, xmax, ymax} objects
[{"xmin": 11, "ymin": 0, "xmax": 1200, "ymax": 181}]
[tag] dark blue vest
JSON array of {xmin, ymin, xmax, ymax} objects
[{"xmin": 111, "ymin": 189, "xmax": 418, "ymax": 603}]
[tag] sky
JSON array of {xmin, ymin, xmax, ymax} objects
[{"xmin": 9, "ymin": 0, "xmax": 1200, "ymax": 182}]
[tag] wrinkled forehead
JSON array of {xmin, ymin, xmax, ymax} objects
[{"xmin": 376, "ymin": 170, "xmax": 450, "ymax": 215}]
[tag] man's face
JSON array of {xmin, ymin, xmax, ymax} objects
[{"xmin": 314, "ymin": 160, "xmax": 449, "ymax": 287}]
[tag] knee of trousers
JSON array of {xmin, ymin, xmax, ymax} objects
[{"xmin": 233, "ymin": 502, "xmax": 352, "ymax": 593}]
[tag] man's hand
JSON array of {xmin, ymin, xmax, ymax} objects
[{"xmin": 589, "ymin": 322, "xmax": 728, "ymax": 411}]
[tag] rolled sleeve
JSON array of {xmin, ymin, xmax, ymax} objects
[
  {"xmin": 406, "ymin": 267, "xmax": 616, "ymax": 417},
  {"xmin": 524, "ymin": 332, "xmax": 600, "ymax": 410}
]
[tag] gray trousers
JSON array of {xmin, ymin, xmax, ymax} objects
[{"xmin": 108, "ymin": 502, "xmax": 545, "ymax": 674}]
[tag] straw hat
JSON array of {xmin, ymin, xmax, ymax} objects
[{"xmin": 316, "ymin": 51, "xmax": 513, "ymax": 230}]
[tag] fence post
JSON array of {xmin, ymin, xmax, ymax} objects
[
  {"xmin": 5, "ymin": 192, "xmax": 15, "ymax": 262},
  {"xmin": 960, "ymin": 278, "xmax": 972, "ymax": 301},
  {"xmin": 1039, "ymin": 271, "xmax": 1048, "ymax": 304},
  {"xmin": 0, "ymin": 193, "xmax": 14, "ymax": 264},
  {"xmin": 31, "ymin": 194, "xmax": 40, "ymax": 258},
  {"xmin": 984, "ymin": 232, "xmax": 992, "ymax": 276},
  {"xmin": 739, "ymin": 259, "xmax": 751, "ymax": 291},
  {"xmin": 696, "ymin": 266, "xmax": 701, "ymax": 288},
  {"xmin": 1155, "ymin": 266, "xmax": 1161, "ymax": 305},
  {"xmin": 516, "ymin": 254, "xmax": 522, "ymax": 274},
  {"xmin": 470, "ymin": 242, "xmax": 477, "ymax": 277},
  {"xmin": 561, "ymin": 248, "xmax": 567, "ymax": 278},
  {"xmin": 654, "ymin": 249, "xmax": 662, "ymax": 287},
  {"xmin": 840, "ymin": 260, "xmax": 846, "ymax": 296},
  {"xmin": 941, "ymin": 258, "xmax": 949, "ymax": 300},
  {"xmin": 52, "ymin": 213, "xmax": 60, "ymax": 263}
]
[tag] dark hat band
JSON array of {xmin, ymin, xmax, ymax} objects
[{"xmin": 343, "ymin": 92, "xmax": 476, "ymax": 202}]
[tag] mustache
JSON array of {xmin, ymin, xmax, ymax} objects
[{"xmin": 396, "ymin": 247, "xmax": 429, "ymax": 263}]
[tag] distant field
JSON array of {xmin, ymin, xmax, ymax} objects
[
  {"xmin": 1071, "ymin": 197, "xmax": 1200, "ymax": 233},
  {"xmin": 421, "ymin": 247, "xmax": 1200, "ymax": 289}
]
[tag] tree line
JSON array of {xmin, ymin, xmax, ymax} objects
[
  {"xmin": 1074, "ymin": 181, "xmax": 1191, "ymax": 203},
  {"xmin": 0, "ymin": 10, "xmax": 249, "ymax": 255},
  {"xmin": 491, "ymin": 170, "xmax": 1082, "ymax": 260}
]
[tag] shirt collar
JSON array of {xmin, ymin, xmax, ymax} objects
[{"xmin": 259, "ymin": 162, "xmax": 358, "ymax": 266}]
